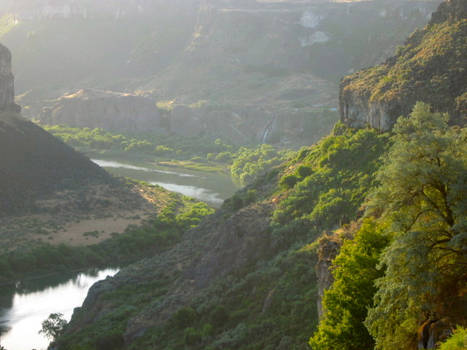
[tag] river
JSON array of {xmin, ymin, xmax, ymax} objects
[
  {"xmin": 0, "ymin": 159, "xmax": 237, "ymax": 350},
  {"xmin": 92, "ymin": 159, "xmax": 238, "ymax": 208},
  {"xmin": 0, "ymin": 268, "xmax": 118, "ymax": 350}
]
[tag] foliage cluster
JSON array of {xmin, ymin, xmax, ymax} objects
[
  {"xmin": 365, "ymin": 103, "xmax": 466, "ymax": 349},
  {"xmin": 439, "ymin": 327, "xmax": 467, "ymax": 350},
  {"xmin": 310, "ymin": 103, "xmax": 467, "ymax": 350},
  {"xmin": 40, "ymin": 312, "xmax": 67, "ymax": 341},
  {"xmin": 273, "ymin": 124, "xmax": 389, "ymax": 237},
  {"xmin": 43, "ymin": 124, "xmax": 235, "ymax": 160},
  {"xmin": 51, "ymin": 104, "xmax": 464, "ymax": 350},
  {"xmin": 309, "ymin": 219, "xmax": 390, "ymax": 350},
  {"xmin": 230, "ymin": 144, "xmax": 293, "ymax": 186}
]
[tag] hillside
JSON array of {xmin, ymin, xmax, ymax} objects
[
  {"xmin": 55, "ymin": 1, "xmax": 466, "ymax": 349},
  {"xmin": 340, "ymin": 0, "xmax": 466, "ymax": 130},
  {"xmin": 56, "ymin": 124, "xmax": 390, "ymax": 349},
  {"xmin": 0, "ymin": 43, "xmax": 110, "ymax": 215},
  {"xmin": 2, "ymin": 0, "xmax": 441, "ymax": 144},
  {"xmin": 0, "ymin": 43, "xmax": 217, "ymax": 289}
]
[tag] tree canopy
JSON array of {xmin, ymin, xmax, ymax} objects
[
  {"xmin": 309, "ymin": 219, "xmax": 390, "ymax": 350},
  {"xmin": 365, "ymin": 102, "xmax": 467, "ymax": 349}
]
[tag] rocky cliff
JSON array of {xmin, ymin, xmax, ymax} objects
[
  {"xmin": 315, "ymin": 233, "xmax": 342, "ymax": 319},
  {"xmin": 340, "ymin": 0, "xmax": 466, "ymax": 130},
  {"xmin": 39, "ymin": 89, "xmax": 166, "ymax": 134},
  {"xmin": 0, "ymin": 43, "xmax": 19, "ymax": 112},
  {"xmin": 36, "ymin": 90, "xmax": 336, "ymax": 145}
]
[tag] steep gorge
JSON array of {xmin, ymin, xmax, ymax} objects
[{"xmin": 54, "ymin": 1, "xmax": 467, "ymax": 349}]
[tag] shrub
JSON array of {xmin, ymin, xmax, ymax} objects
[
  {"xmin": 96, "ymin": 332, "xmax": 124, "ymax": 350},
  {"xmin": 297, "ymin": 165, "xmax": 312, "ymax": 178},
  {"xmin": 172, "ymin": 307, "xmax": 198, "ymax": 329},
  {"xmin": 280, "ymin": 174, "xmax": 299, "ymax": 189},
  {"xmin": 210, "ymin": 306, "xmax": 229, "ymax": 328},
  {"xmin": 439, "ymin": 327, "xmax": 467, "ymax": 350},
  {"xmin": 184, "ymin": 327, "xmax": 202, "ymax": 345},
  {"xmin": 215, "ymin": 152, "xmax": 233, "ymax": 162}
]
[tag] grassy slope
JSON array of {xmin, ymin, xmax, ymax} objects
[{"xmin": 341, "ymin": 0, "xmax": 466, "ymax": 123}]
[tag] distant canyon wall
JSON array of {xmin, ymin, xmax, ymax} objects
[
  {"xmin": 38, "ymin": 89, "xmax": 333, "ymax": 145},
  {"xmin": 5, "ymin": 0, "xmax": 443, "ymax": 143},
  {"xmin": 2, "ymin": 0, "xmax": 200, "ymax": 20},
  {"xmin": 39, "ymin": 89, "xmax": 166, "ymax": 134}
]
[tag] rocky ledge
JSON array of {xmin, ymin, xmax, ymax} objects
[{"xmin": 339, "ymin": 0, "xmax": 466, "ymax": 130}]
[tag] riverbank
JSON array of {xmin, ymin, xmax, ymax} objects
[
  {"xmin": 90, "ymin": 157, "xmax": 239, "ymax": 208},
  {"xmin": 0, "ymin": 180, "xmax": 215, "ymax": 286},
  {"xmin": 41, "ymin": 123, "xmax": 293, "ymax": 188},
  {"xmin": 0, "ymin": 268, "xmax": 119, "ymax": 350}
]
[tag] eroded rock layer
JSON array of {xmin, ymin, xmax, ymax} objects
[{"xmin": 339, "ymin": 0, "xmax": 467, "ymax": 130}]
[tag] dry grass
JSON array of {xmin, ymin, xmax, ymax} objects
[{"xmin": 0, "ymin": 180, "xmax": 168, "ymax": 253}]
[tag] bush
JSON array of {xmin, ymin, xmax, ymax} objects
[
  {"xmin": 439, "ymin": 327, "xmax": 467, "ymax": 350},
  {"xmin": 172, "ymin": 307, "xmax": 198, "ymax": 329},
  {"xmin": 210, "ymin": 306, "xmax": 229, "ymax": 328},
  {"xmin": 297, "ymin": 165, "xmax": 312, "ymax": 178},
  {"xmin": 184, "ymin": 327, "xmax": 202, "ymax": 345},
  {"xmin": 231, "ymin": 144, "xmax": 291, "ymax": 186},
  {"xmin": 280, "ymin": 174, "xmax": 299, "ymax": 189},
  {"xmin": 96, "ymin": 332, "xmax": 124, "ymax": 350},
  {"xmin": 215, "ymin": 152, "xmax": 233, "ymax": 162}
]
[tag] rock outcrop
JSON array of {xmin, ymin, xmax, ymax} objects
[
  {"xmin": 340, "ymin": 0, "xmax": 466, "ymax": 130},
  {"xmin": 315, "ymin": 233, "xmax": 342, "ymax": 319},
  {"xmin": 315, "ymin": 225, "xmax": 356, "ymax": 319},
  {"xmin": 39, "ymin": 89, "xmax": 167, "ymax": 134},
  {"xmin": 0, "ymin": 44, "xmax": 19, "ymax": 112},
  {"xmin": 37, "ymin": 91, "xmax": 335, "ymax": 144}
]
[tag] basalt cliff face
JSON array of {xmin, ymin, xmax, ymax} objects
[
  {"xmin": 39, "ymin": 89, "xmax": 166, "ymax": 134},
  {"xmin": 339, "ymin": 0, "xmax": 466, "ymax": 130}
]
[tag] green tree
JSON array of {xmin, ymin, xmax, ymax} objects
[
  {"xmin": 309, "ymin": 219, "xmax": 390, "ymax": 350},
  {"xmin": 365, "ymin": 103, "xmax": 467, "ymax": 349},
  {"xmin": 40, "ymin": 313, "xmax": 67, "ymax": 341}
]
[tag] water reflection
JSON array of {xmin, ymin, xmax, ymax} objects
[
  {"xmin": 0, "ymin": 268, "xmax": 118, "ymax": 350},
  {"xmin": 150, "ymin": 182, "xmax": 224, "ymax": 205},
  {"xmin": 92, "ymin": 159, "xmax": 195, "ymax": 177},
  {"xmin": 92, "ymin": 158, "xmax": 238, "ymax": 207}
]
